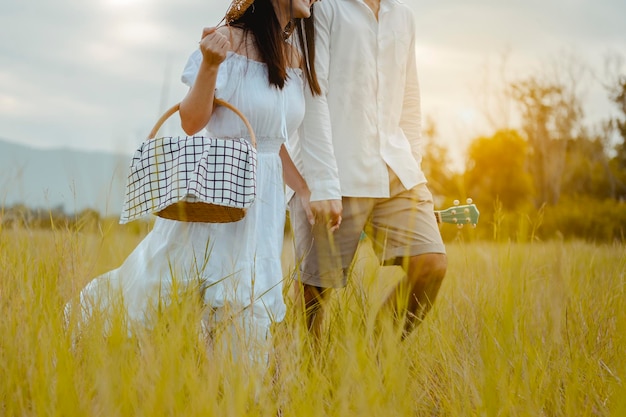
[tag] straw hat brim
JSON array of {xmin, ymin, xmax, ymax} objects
[{"xmin": 226, "ymin": 0, "xmax": 256, "ymax": 23}]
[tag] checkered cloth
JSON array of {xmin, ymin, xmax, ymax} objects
[{"xmin": 120, "ymin": 136, "xmax": 257, "ymax": 224}]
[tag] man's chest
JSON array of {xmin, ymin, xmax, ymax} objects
[{"xmin": 361, "ymin": 0, "xmax": 380, "ymax": 18}]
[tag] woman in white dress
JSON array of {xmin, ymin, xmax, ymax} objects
[{"xmin": 68, "ymin": 0, "xmax": 321, "ymax": 354}]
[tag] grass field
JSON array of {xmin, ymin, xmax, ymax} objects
[{"xmin": 1, "ymin": 224, "xmax": 625, "ymax": 416}]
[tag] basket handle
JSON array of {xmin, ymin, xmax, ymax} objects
[{"xmin": 147, "ymin": 98, "xmax": 256, "ymax": 148}]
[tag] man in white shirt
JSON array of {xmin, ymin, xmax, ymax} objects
[{"xmin": 289, "ymin": 0, "xmax": 447, "ymax": 338}]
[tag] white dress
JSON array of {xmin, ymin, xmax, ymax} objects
[{"xmin": 72, "ymin": 51, "xmax": 305, "ymax": 340}]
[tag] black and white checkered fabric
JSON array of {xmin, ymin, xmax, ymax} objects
[{"xmin": 120, "ymin": 136, "xmax": 257, "ymax": 223}]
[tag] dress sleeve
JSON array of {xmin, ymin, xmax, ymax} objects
[
  {"xmin": 181, "ymin": 49, "xmax": 202, "ymax": 87},
  {"xmin": 181, "ymin": 50, "xmax": 236, "ymax": 102}
]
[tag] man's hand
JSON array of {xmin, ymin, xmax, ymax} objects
[{"xmin": 310, "ymin": 199, "xmax": 342, "ymax": 232}]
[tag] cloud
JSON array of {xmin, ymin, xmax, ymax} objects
[
  {"xmin": 411, "ymin": 1, "xmax": 626, "ymax": 51},
  {"xmin": 0, "ymin": 0, "xmax": 624, "ymax": 162},
  {"xmin": 0, "ymin": 0, "xmax": 233, "ymax": 152},
  {"xmin": 401, "ymin": 0, "xmax": 626, "ymax": 163}
]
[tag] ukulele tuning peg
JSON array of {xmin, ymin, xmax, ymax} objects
[
  {"xmin": 466, "ymin": 198, "xmax": 473, "ymax": 204},
  {"xmin": 457, "ymin": 224, "xmax": 463, "ymax": 229},
  {"xmin": 453, "ymin": 199, "xmax": 460, "ymax": 206}
]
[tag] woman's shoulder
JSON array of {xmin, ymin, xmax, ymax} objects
[
  {"xmin": 217, "ymin": 26, "xmax": 255, "ymax": 56},
  {"xmin": 216, "ymin": 25, "xmax": 239, "ymax": 40}
]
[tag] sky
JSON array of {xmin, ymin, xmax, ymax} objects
[{"xmin": 1, "ymin": 0, "xmax": 626, "ymax": 166}]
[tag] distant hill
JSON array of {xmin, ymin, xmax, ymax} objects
[{"xmin": 0, "ymin": 138, "xmax": 131, "ymax": 216}]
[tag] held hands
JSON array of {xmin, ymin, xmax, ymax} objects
[
  {"xmin": 199, "ymin": 27, "xmax": 230, "ymax": 66},
  {"xmin": 310, "ymin": 199, "xmax": 343, "ymax": 232},
  {"xmin": 294, "ymin": 191, "xmax": 342, "ymax": 232}
]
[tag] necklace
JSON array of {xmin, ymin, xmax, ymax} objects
[{"xmin": 283, "ymin": 20, "xmax": 295, "ymax": 40}]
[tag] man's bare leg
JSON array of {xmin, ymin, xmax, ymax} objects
[{"xmin": 380, "ymin": 252, "xmax": 447, "ymax": 338}]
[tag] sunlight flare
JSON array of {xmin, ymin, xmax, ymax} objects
[{"xmin": 102, "ymin": 0, "xmax": 147, "ymax": 8}]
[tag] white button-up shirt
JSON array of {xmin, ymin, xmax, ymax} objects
[{"xmin": 290, "ymin": 0, "xmax": 426, "ymax": 201}]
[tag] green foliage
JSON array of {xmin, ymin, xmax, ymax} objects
[
  {"xmin": 451, "ymin": 196, "xmax": 626, "ymax": 243},
  {"xmin": 608, "ymin": 74, "xmax": 626, "ymax": 198},
  {"xmin": 456, "ymin": 64, "xmax": 626, "ymax": 242},
  {"xmin": 609, "ymin": 157, "xmax": 626, "ymax": 199},
  {"xmin": 609, "ymin": 75, "xmax": 626, "ymax": 155},
  {"xmin": 539, "ymin": 196, "xmax": 626, "ymax": 242},
  {"xmin": 561, "ymin": 136, "xmax": 616, "ymax": 200}
]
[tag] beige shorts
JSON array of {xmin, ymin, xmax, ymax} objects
[{"xmin": 289, "ymin": 170, "xmax": 446, "ymax": 288}]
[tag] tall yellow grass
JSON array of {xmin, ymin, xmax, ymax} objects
[{"xmin": 1, "ymin": 223, "xmax": 625, "ymax": 416}]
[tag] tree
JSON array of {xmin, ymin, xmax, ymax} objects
[
  {"xmin": 464, "ymin": 129, "xmax": 534, "ymax": 211},
  {"xmin": 510, "ymin": 76, "xmax": 583, "ymax": 206},
  {"xmin": 561, "ymin": 131, "xmax": 615, "ymax": 200},
  {"xmin": 610, "ymin": 75, "xmax": 626, "ymax": 158},
  {"xmin": 608, "ymin": 74, "xmax": 626, "ymax": 198}
]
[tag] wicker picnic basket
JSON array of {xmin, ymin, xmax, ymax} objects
[{"xmin": 120, "ymin": 98, "xmax": 257, "ymax": 224}]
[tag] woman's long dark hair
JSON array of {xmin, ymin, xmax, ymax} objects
[
  {"xmin": 295, "ymin": 7, "xmax": 321, "ymax": 95},
  {"xmin": 230, "ymin": 0, "xmax": 321, "ymax": 95}
]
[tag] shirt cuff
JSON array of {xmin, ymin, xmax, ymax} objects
[{"xmin": 309, "ymin": 179, "xmax": 342, "ymax": 202}]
